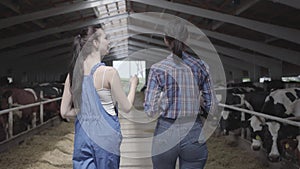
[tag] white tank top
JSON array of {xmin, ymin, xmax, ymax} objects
[{"xmin": 96, "ymin": 67, "xmax": 116, "ymax": 116}]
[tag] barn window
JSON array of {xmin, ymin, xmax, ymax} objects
[
  {"xmin": 242, "ymin": 78, "xmax": 251, "ymax": 82},
  {"xmin": 282, "ymin": 76, "xmax": 300, "ymax": 82},
  {"xmin": 259, "ymin": 77, "xmax": 271, "ymax": 83}
]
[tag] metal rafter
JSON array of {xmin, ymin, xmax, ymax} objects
[
  {"xmin": 0, "ymin": 0, "xmax": 45, "ymax": 28},
  {"xmin": 128, "ymin": 33, "xmax": 280, "ymax": 68},
  {"xmin": 121, "ymin": 45, "xmax": 253, "ymax": 73},
  {"xmin": 128, "ymin": 36, "xmax": 279, "ymax": 71},
  {"xmin": 212, "ymin": 0, "xmax": 260, "ymax": 30},
  {"xmin": 0, "ymin": 0, "xmax": 66, "ymax": 41},
  {"xmin": 0, "ymin": 24, "xmax": 128, "ymax": 60},
  {"xmin": 0, "ymin": 0, "xmax": 125, "ymax": 29},
  {"xmin": 0, "ymin": 13, "xmax": 128, "ymax": 50},
  {"xmin": 269, "ymin": 0, "xmax": 300, "ymax": 9},
  {"xmin": 128, "ymin": 14, "xmax": 300, "ymax": 65},
  {"xmin": 203, "ymin": 29, "xmax": 300, "ymax": 65},
  {"xmin": 0, "ymin": 38, "xmax": 72, "ymax": 60},
  {"xmin": 129, "ymin": 0, "xmax": 300, "ymax": 44}
]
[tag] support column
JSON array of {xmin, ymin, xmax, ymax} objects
[
  {"xmin": 269, "ymin": 61, "xmax": 282, "ymax": 80},
  {"xmin": 224, "ymin": 64, "xmax": 244, "ymax": 83},
  {"xmin": 249, "ymin": 65, "xmax": 261, "ymax": 82}
]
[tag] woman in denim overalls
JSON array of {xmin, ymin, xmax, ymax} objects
[{"xmin": 60, "ymin": 24, "xmax": 139, "ymax": 169}]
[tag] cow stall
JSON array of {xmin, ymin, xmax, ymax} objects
[
  {"xmin": 0, "ymin": 93, "xmax": 63, "ymax": 152},
  {"xmin": 218, "ymin": 87, "xmax": 300, "ymax": 169}
]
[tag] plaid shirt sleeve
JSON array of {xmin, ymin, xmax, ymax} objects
[
  {"xmin": 200, "ymin": 65, "xmax": 217, "ymax": 115},
  {"xmin": 144, "ymin": 67, "xmax": 163, "ymax": 117},
  {"xmin": 202, "ymin": 73, "xmax": 212, "ymax": 114}
]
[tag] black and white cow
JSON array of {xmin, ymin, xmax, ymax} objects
[
  {"xmin": 250, "ymin": 88, "xmax": 300, "ymax": 162},
  {"xmin": 243, "ymin": 91, "xmax": 271, "ymax": 150},
  {"xmin": 219, "ymin": 87, "xmax": 262, "ymax": 135}
]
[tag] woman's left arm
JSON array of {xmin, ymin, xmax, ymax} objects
[{"xmin": 60, "ymin": 74, "xmax": 77, "ymax": 118}]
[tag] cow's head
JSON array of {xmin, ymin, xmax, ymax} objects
[
  {"xmin": 249, "ymin": 116, "xmax": 266, "ymax": 151},
  {"xmin": 220, "ymin": 93, "xmax": 250, "ymax": 135},
  {"xmin": 263, "ymin": 121, "xmax": 282, "ymax": 162},
  {"xmin": 220, "ymin": 109, "xmax": 241, "ymax": 135},
  {"xmin": 261, "ymin": 121, "xmax": 299, "ymax": 162}
]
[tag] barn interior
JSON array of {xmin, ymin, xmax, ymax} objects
[{"xmin": 0, "ymin": 1, "xmax": 300, "ymax": 169}]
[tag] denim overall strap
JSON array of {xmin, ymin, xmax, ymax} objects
[
  {"xmin": 90, "ymin": 62, "xmax": 106, "ymax": 76},
  {"xmin": 89, "ymin": 62, "xmax": 119, "ymax": 116}
]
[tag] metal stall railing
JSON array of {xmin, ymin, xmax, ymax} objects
[
  {"xmin": 0, "ymin": 96, "xmax": 62, "ymax": 142},
  {"xmin": 218, "ymin": 103, "xmax": 300, "ymax": 128}
]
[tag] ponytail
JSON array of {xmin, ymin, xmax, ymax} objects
[
  {"xmin": 172, "ymin": 40, "xmax": 184, "ymax": 58},
  {"xmin": 68, "ymin": 24, "xmax": 103, "ymax": 110},
  {"xmin": 165, "ymin": 35, "xmax": 185, "ymax": 59},
  {"xmin": 69, "ymin": 35, "xmax": 82, "ymax": 86}
]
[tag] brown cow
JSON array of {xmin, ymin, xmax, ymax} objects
[{"xmin": 1, "ymin": 88, "xmax": 39, "ymax": 133}]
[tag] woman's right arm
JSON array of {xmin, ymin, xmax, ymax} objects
[
  {"xmin": 60, "ymin": 74, "xmax": 77, "ymax": 118},
  {"xmin": 109, "ymin": 68, "xmax": 138, "ymax": 113}
]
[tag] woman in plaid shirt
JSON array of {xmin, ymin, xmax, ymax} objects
[{"xmin": 144, "ymin": 20, "xmax": 216, "ymax": 169}]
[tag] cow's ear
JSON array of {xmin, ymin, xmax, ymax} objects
[{"xmin": 3, "ymin": 90, "xmax": 12, "ymax": 99}]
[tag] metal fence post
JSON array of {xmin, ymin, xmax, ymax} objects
[
  {"xmin": 8, "ymin": 96, "xmax": 13, "ymax": 139},
  {"xmin": 40, "ymin": 91, "xmax": 44, "ymax": 124}
]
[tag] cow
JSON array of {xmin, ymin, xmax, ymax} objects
[
  {"xmin": 241, "ymin": 91, "xmax": 271, "ymax": 150},
  {"xmin": 33, "ymin": 83, "xmax": 62, "ymax": 121},
  {"xmin": 218, "ymin": 87, "xmax": 262, "ymax": 135},
  {"xmin": 220, "ymin": 93, "xmax": 246, "ymax": 135},
  {"xmin": 1, "ymin": 88, "xmax": 39, "ymax": 133},
  {"xmin": 249, "ymin": 88, "xmax": 300, "ymax": 162}
]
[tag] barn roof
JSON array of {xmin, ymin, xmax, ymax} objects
[{"xmin": 0, "ymin": 0, "xmax": 299, "ymax": 81}]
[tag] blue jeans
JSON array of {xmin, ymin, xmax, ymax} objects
[{"xmin": 152, "ymin": 116, "xmax": 208, "ymax": 169}]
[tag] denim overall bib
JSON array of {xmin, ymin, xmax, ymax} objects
[{"xmin": 73, "ymin": 63, "xmax": 122, "ymax": 169}]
